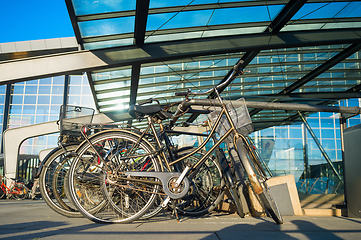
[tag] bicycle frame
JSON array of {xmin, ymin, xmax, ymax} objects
[{"xmin": 117, "ymin": 87, "xmax": 262, "ymax": 199}]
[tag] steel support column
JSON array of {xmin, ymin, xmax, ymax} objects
[
  {"xmin": 63, "ymin": 75, "xmax": 70, "ymax": 106},
  {"xmin": 340, "ymin": 113, "xmax": 348, "ymax": 204},
  {"xmin": 1, "ymin": 84, "xmax": 12, "ymax": 153},
  {"xmin": 298, "ymin": 112, "xmax": 343, "ymax": 182}
]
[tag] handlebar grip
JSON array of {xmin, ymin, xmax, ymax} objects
[
  {"xmin": 175, "ymin": 92, "xmax": 189, "ymax": 96},
  {"xmin": 138, "ymin": 98, "xmax": 153, "ymax": 105}
]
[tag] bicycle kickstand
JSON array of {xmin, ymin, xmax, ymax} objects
[{"xmin": 171, "ymin": 199, "xmax": 181, "ymax": 223}]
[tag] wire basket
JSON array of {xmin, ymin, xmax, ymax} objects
[
  {"xmin": 208, "ymin": 98, "xmax": 253, "ymax": 141},
  {"xmin": 59, "ymin": 105, "xmax": 95, "ymax": 137}
]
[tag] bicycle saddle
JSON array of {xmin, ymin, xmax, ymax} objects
[{"xmin": 129, "ymin": 104, "xmax": 172, "ymax": 120}]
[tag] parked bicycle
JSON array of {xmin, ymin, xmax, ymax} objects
[
  {"xmin": 65, "ymin": 61, "xmax": 283, "ymax": 224},
  {"xmin": 38, "ymin": 105, "xmax": 95, "ymax": 217},
  {"xmin": 0, "ymin": 175, "xmax": 29, "ymax": 200}
]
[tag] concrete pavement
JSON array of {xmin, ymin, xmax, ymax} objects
[{"xmin": 1, "ymin": 199, "xmax": 361, "ymax": 240}]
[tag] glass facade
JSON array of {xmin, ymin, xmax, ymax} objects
[
  {"xmin": 2, "ymin": 74, "xmax": 96, "ymax": 156},
  {"xmin": 251, "ymin": 99, "xmax": 361, "ymax": 195}
]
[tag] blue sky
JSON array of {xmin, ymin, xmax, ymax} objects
[{"xmin": 0, "ymin": 0, "xmax": 75, "ymax": 43}]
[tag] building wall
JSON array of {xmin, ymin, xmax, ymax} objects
[{"xmin": 5, "ymin": 74, "xmax": 96, "ymax": 156}]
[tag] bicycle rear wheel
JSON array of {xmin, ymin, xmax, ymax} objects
[
  {"xmin": 68, "ymin": 130, "xmax": 161, "ymax": 223},
  {"xmin": 172, "ymin": 150, "xmax": 225, "ymax": 217}
]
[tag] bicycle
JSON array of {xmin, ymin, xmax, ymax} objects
[
  {"xmin": 38, "ymin": 105, "xmax": 95, "ymax": 217},
  {"xmin": 65, "ymin": 122, "xmax": 224, "ymax": 223},
  {"xmin": 0, "ymin": 176, "xmax": 29, "ymax": 200},
  {"xmin": 66, "ymin": 61, "xmax": 283, "ymax": 224}
]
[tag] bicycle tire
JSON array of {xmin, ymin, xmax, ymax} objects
[
  {"xmin": 12, "ymin": 183, "xmax": 28, "ymax": 200},
  {"xmin": 68, "ymin": 130, "xmax": 161, "ymax": 223},
  {"xmin": 171, "ymin": 150, "xmax": 225, "ymax": 217},
  {"xmin": 39, "ymin": 144, "xmax": 83, "ymax": 218},
  {"xmin": 235, "ymin": 137, "xmax": 283, "ymax": 224},
  {"xmin": 259, "ymin": 182, "xmax": 283, "ymax": 224},
  {"xmin": 52, "ymin": 152, "xmax": 83, "ymax": 215}
]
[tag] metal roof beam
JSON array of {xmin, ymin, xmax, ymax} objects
[
  {"xmin": 65, "ymin": 0, "xmax": 83, "ymax": 47},
  {"xmin": 261, "ymin": 91, "xmax": 361, "ymax": 100},
  {"xmin": 129, "ymin": 0, "xmax": 150, "ymax": 119},
  {"xmin": 280, "ymin": 43, "xmax": 361, "ymax": 95},
  {"xmin": 1, "ymin": 28, "xmax": 361, "ymax": 84},
  {"xmin": 129, "ymin": 64, "xmax": 141, "ymax": 106},
  {"xmin": 249, "ymin": 42, "xmax": 361, "ymax": 116},
  {"xmin": 265, "ymin": 0, "xmax": 307, "ymax": 33},
  {"xmin": 134, "ymin": 0, "xmax": 150, "ymax": 45}
]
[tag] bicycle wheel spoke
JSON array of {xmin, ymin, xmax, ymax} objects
[{"xmin": 68, "ymin": 131, "xmax": 162, "ymax": 223}]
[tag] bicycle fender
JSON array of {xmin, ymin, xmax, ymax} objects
[{"xmin": 235, "ymin": 138, "xmax": 263, "ymax": 194}]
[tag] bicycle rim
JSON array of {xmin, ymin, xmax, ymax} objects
[
  {"xmin": 68, "ymin": 131, "xmax": 161, "ymax": 223},
  {"xmin": 172, "ymin": 150, "xmax": 225, "ymax": 216},
  {"xmin": 39, "ymin": 144, "xmax": 83, "ymax": 218},
  {"xmin": 52, "ymin": 153, "xmax": 83, "ymax": 215}
]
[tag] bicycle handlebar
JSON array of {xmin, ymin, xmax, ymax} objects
[
  {"xmin": 174, "ymin": 91, "xmax": 189, "ymax": 97},
  {"xmin": 137, "ymin": 98, "xmax": 160, "ymax": 106},
  {"xmin": 170, "ymin": 60, "xmax": 244, "ymax": 127},
  {"xmin": 174, "ymin": 60, "xmax": 244, "ymax": 97}
]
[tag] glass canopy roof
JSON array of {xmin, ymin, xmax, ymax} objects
[{"xmin": 66, "ymin": 0, "xmax": 361, "ymax": 130}]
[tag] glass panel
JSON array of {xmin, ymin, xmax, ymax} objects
[
  {"xmin": 37, "ymin": 95, "xmax": 51, "ymax": 104},
  {"xmin": 79, "ymin": 16, "xmax": 135, "ymax": 37},
  {"xmin": 72, "ymin": 0, "xmax": 136, "ymax": 15},
  {"xmin": 53, "ymin": 76, "xmax": 65, "ymax": 85},
  {"xmin": 292, "ymin": 2, "xmax": 361, "ymax": 20},
  {"xmin": 150, "ymin": 0, "xmax": 219, "ymax": 8},
  {"xmin": 38, "ymin": 86, "xmax": 52, "ymax": 94},
  {"xmin": 25, "ymin": 86, "xmax": 38, "ymax": 94},
  {"xmin": 13, "ymin": 85, "xmax": 24, "ymax": 94},
  {"xmin": 147, "ymin": 5, "xmax": 283, "ymax": 31},
  {"xmin": 12, "ymin": 95, "xmax": 23, "ymax": 104},
  {"xmin": 24, "ymin": 96, "xmax": 37, "ymax": 105},
  {"xmin": 84, "ymin": 38, "xmax": 133, "ymax": 50},
  {"xmin": 147, "ymin": 10, "xmax": 213, "ymax": 31},
  {"xmin": 209, "ymin": 5, "xmax": 283, "ymax": 25}
]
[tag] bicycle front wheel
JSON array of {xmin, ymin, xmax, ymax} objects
[
  {"xmin": 67, "ymin": 130, "xmax": 161, "ymax": 223},
  {"xmin": 39, "ymin": 144, "xmax": 83, "ymax": 218},
  {"xmin": 12, "ymin": 183, "xmax": 28, "ymax": 200},
  {"xmin": 259, "ymin": 182, "xmax": 283, "ymax": 224},
  {"xmin": 236, "ymin": 138, "xmax": 283, "ymax": 224},
  {"xmin": 0, "ymin": 187, "xmax": 5, "ymax": 199}
]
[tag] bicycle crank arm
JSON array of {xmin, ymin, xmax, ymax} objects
[{"xmin": 125, "ymin": 171, "xmax": 190, "ymax": 199}]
